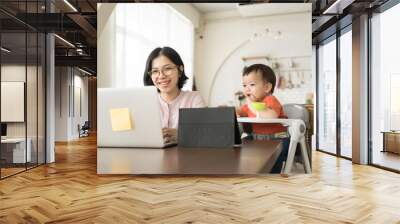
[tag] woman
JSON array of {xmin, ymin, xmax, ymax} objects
[{"xmin": 144, "ymin": 46, "xmax": 206, "ymax": 143}]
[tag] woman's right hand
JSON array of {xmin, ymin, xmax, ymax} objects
[{"xmin": 162, "ymin": 128, "xmax": 177, "ymax": 143}]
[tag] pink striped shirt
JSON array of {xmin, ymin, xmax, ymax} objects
[{"xmin": 158, "ymin": 91, "xmax": 206, "ymax": 129}]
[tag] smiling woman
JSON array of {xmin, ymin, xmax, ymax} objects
[
  {"xmin": 143, "ymin": 47, "xmax": 206, "ymax": 143},
  {"xmin": 105, "ymin": 3, "xmax": 195, "ymax": 89}
]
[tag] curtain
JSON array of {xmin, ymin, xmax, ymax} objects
[{"xmin": 115, "ymin": 3, "xmax": 194, "ymax": 90}]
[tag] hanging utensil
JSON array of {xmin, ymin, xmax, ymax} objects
[
  {"xmin": 294, "ymin": 70, "xmax": 300, "ymax": 88},
  {"xmin": 288, "ymin": 59, "xmax": 294, "ymax": 68},
  {"xmin": 287, "ymin": 72, "xmax": 294, "ymax": 89},
  {"xmin": 279, "ymin": 72, "xmax": 286, "ymax": 90},
  {"xmin": 276, "ymin": 73, "xmax": 281, "ymax": 89}
]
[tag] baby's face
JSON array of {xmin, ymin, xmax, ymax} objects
[{"xmin": 242, "ymin": 71, "xmax": 272, "ymax": 102}]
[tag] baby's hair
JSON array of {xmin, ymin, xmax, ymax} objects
[{"xmin": 242, "ymin": 64, "xmax": 276, "ymax": 94}]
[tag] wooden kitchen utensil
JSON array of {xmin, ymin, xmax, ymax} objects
[{"xmin": 287, "ymin": 72, "xmax": 294, "ymax": 89}]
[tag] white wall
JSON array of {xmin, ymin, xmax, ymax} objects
[
  {"xmin": 1, "ymin": 65, "xmax": 28, "ymax": 139},
  {"xmin": 1, "ymin": 65, "xmax": 41, "ymax": 137},
  {"xmin": 55, "ymin": 67, "xmax": 89, "ymax": 141},
  {"xmin": 55, "ymin": 67, "xmax": 69, "ymax": 141},
  {"xmin": 195, "ymin": 10, "xmax": 312, "ymax": 106},
  {"xmin": 169, "ymin": 3, "xmax": 201, "ymax": 29},
  {"xmin": 97, "ymin": 3, "xmax": 117, "ymax": 88},
  {"xmin": 73, "ymin": 74, "xmax": 89, "ymax": 138}
]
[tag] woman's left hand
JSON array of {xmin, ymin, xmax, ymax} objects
[{"xmin": 162, "ymin": 128, "xmax": 177, "ymax": 143}]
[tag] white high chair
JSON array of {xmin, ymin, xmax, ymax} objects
[{"xmin": 237, "ymin": 117, "xmax": 311, "ymax": 175}]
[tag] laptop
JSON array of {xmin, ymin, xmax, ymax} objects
[
  {"xmin": 178, "ymin": 107, "xmax": 242, "ymax": 148},
  {"xmin": 97, "ymin": 86, "xmax": 176, "ymax": 148}
]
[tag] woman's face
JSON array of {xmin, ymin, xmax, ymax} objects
[{"xmin": 150, "ymin": 55, "xmax": 181, "ymax": 94}]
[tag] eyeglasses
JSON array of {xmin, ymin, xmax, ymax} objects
[{"xmin": 148, "ymin": 65, "xmax": 178, "ymax": 77}]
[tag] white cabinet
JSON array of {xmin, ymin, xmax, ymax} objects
[{"xmin": 1, "ymin": 138, "xmax": 32, "ymax": 163}]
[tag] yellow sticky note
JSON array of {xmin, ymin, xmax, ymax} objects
[{"xmin": 109, "ymin": 108, "xmax": 133, "ymax": 131}]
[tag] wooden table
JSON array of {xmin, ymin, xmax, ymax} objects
[{"xmin": 97, "ymin": 140, "xmax": 282, "ymax": 175}]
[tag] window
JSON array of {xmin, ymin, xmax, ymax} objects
[
  {"xmin": 115, "ymin": 4, "xmax": 194, "ymax": 90},
  {"xmin": 317, "ymin": 37, "xmax": 337, "ymax": 154},
  {"xmin": 339, "ymin": 29, "xmax": 352, "ymax": 158},
  {"xmin": 390, "ymin": 74, "xmax": 400, "ymax": 130},
  {"xmin": 371, "ymin": 3, "xmax": 400, "ymax": 171},
  {"xmin": 0, "ymin": 1, "xmax": 46, "ymax": 179}
]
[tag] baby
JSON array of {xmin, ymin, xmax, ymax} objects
[{"xmin": 236, "ymin": 63, "xmax": 287, "ymax": 138}]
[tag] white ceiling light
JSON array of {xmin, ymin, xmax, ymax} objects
[
  {"xmin": 63, "ymin": 0, "xmax": 78, "ymax": 12},
  {"xmin": 323, "ymin": 0, "xmax": 355, "ymax": 14},
  {"xmin": 78, "ymin": 67, "xmax": 93, "ymax": 76},
  {"xmin": 237, "ymin": 3, "xmax": 310, "ymax": 17},
  {"xmin": 54, "ymin": 34, "xmax": 75, "ymax": 48},
  {"xmin": 1, "ymin": 47, "xmax": 11, "ymax": 53}
]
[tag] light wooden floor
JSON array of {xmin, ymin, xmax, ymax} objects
[
  {"xmin": 1, "ymin": 167, "xmax": 25, "ymax": 178},
  {"xmin": 1, "ymin": 135, "xmax": 400, "ymax": 223}
]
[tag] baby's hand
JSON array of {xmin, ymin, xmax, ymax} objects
[
  {"xmin": 246, "ymin": 99, "xmax": 258, "ymax": 116},
  {"xmin": 235, "ymin": 107, "xmax": 242, "ymax": 117}
]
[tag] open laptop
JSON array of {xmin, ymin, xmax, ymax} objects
[{"xmin": 97, "ymin": 86, "xmax": 176, "ymax": 148}]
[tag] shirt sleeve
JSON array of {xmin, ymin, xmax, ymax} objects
[
  {"xmin": 264, "ymin": 96, "xmax": 283, "ymax": 117},
  {"xmin": 191, "ymin": 91, "xmax": 207, "ymax": 108}
]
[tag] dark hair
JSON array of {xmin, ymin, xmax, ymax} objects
[
  {"xmin": 242, "ymin": 64, "xmax": 276, "ymax": 94},
  {"xmin": 143, "ymin": 46, "xmax": 188, "ymax": 89}
]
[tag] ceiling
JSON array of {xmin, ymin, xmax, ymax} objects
[
  {"xmin": 191, "ymin": 2, "xmax": 310, "ymax": 16},
  {"xmin": 1, "ymin": 0, "xmax": 97, "ymax": 73},
  {"xmin": 0, "ymin": 0, "xmax": 393, "ymax": 75},
  {"xmin": 191, "ymin": 3, "xmax": 237, "ymax": 13}
]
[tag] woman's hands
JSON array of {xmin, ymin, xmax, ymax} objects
[{"xmin": 162, "ymin": 128, "xmax": 177, "ymax": 143}]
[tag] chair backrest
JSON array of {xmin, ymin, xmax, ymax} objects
[
  {"xmin": 82, "ymin": 121, "xmax": 90, "ymax": 129},
  {"xmin": 283, "ymin": 104, "xmax": 309, "ymax": 128}
]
